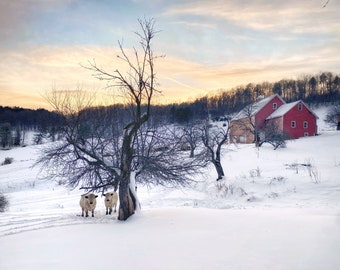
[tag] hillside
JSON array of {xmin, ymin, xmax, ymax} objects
[{"xmin": 0, "ymin": 106, "xmax": 339, "ymax": 270}]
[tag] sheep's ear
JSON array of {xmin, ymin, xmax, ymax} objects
[{"xmin": 85, "ymin": 196, "xmax": 88, "ymax": 199}]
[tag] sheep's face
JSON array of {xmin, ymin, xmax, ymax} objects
[
  {"xmin": 85, "ymin": 194, "xmax": 98, "ymax": 205},
  {"xmin": 105, "ymin": 193, "xmax": 114, "ymax": 202}
]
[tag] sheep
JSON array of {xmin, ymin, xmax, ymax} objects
[
  {"xmin": 79, "ymin": 193, "xmax": 98, "ymax": 217},
  {"xmin": 104, "ymin": 191, "xmax": 118, "ymax": 215}
]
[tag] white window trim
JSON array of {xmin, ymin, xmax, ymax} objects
[
  {"xmin": 273, "ymin": 103, "xmax": 277, "ymax": 110},
  {"xmin": 303, "ymin": 121, "xmax": 308, "ymax": 128},
  {"xmin": 304, "ymin": 132, "xmax": 309, "ymax": 137},
  {"xmin": 291, "ymin": 121, "xmax": 296, "ymax": 128},
  {"xmin": 298, "ymin": 103, "xmax": 303, "ymax": 111}
]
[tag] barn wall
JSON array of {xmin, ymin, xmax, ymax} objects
[
  {"xmin": 255, "ymin": 95, "xmax": 285, "ymax": 130},
  {"xmin": 283, "ymin": 102, "xmax": 317, "ymax": 139},
  {"xmin": 230, "ymin": 118, "xmax": 255, "ymax": 144}
]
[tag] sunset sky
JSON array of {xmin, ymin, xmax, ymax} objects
[{"xmin": 1, "ymin": 0, "xmax": 339, "ymax": 109}]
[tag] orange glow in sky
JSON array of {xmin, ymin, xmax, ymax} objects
[{"xmin": 1, "ymin": 0, "xmax": 339, "ymax": 109}]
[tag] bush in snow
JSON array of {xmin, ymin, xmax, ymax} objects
[
  {"xmin": 285, "ymin": 159, "xmax": 320, "ymax": 183},
  {"xmin": 215, "ymin": 181, "xmax": 247, "ymax": 197},
  {"xmin": 0, "ymin": 193, "xmax": 9, "ymax": 212},
  {"xmin": 249, "ymin": 167, "xmax": 261, "ymax": 180},
  {"xmin": 305, "ymin": 158, "xmax": 321, "ymax": 184},
  {"xmin": 269, "ymin": 176, "xmax": 286, "ymax": 185},
  {"xmin": 1, "ymin": 157, "xmax": 13, "ymax": 166}
]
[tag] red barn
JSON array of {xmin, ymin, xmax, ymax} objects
[
  {"xmin": 253, "ymin": 95, "xmax": 285, "ymax": 130},
  {"xmin": 230, "ymin": 94, "xmax": 285, "ymax": 144},
  {"xmin": 266, "ymin": 100, "xmax": 318, "ymax": 139},
  {"xmin": 230, "ymin": 94, "xmax": 318, "ymax": 144}
]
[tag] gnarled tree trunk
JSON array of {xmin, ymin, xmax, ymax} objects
[{"xmin": 118, "ymin": 125, "xmax": 138, "ymax": 220}]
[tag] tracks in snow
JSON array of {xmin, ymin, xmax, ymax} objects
[{"xmin": 0, "ymin": 212, "xmax": 117, "ymax": 237}]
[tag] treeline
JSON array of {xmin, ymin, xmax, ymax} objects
[
  {"xmin": 1, "ymin": 71, "xmax": 339, "ymax": 148},
  {"xmin": 0, "ymin": 106, "xmax": 63, "ymax": 148},
  {"xmin": 169, "ymin": 71, "xmax": 340, "ymax": 122},
  {"xmin": 0, "ymin": 106, "xmax": 63, "ymax": 129}
]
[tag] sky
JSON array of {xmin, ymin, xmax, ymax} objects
[{"xmin": 0, "ymin": 0, "xmax": 339, "ymax": 109}]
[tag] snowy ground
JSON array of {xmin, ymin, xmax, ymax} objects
[{"xmin": 0, "ymin": 107, "xmax": 340, "ymax": 270}]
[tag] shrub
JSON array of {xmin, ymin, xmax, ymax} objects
[
  {"xmin": 0, "ymin": 193, "xmax": 9, "ymax": 212},
  {"xmin": 249, "ymin": 167, "xmax": 261, "ymax": 179},
  {"xmin": 1, "ymin": 157, "xmax": 13, "ymax": 165},
  {"xmin": 216, "ymin": 181, "xmax": 247, "ymax": 197},
  {"xmin": 305, "ymin": 158, "xmax": 320, "ymax": 184},
  {"xmin": 269, "ymin": 176, "xmax": 286, "ymax": 185}
]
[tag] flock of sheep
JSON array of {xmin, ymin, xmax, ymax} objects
[{"xmin": 79, "ymin": 191, "xmax": 118, "ymax": 217}]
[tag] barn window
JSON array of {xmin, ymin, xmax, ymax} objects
[
  {"xmin": 291, "ymin": 121, "xmax": 296, "ymax": 128},
  {"xmin": 303, "ymin": 121, "xmax": 308, "ymax": 128},
  {"xmin": 298, "ymin": 103, "xmax": 303, "ymax": 111},
  {"xmin": 273, "ymin": 103, "xmax": 277, "ymax": 110},
  {"xmin": 304, "ymin": 132, "xmax": 309, "ymax": 137}
]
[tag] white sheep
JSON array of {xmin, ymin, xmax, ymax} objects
[
  {"xmin": 79, "ymin": 193, "xmax": 98, "ymax": 217},
  {"xmin": 104, "ymin": 191, "xmax": 118, "ymax": 215}
]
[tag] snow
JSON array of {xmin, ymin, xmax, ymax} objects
[
  {"xmin": 267, "ymin": 100, "xmax": 318, "ymax": 120},
  {"xmin": 266, "ymin": 100, "xmax": 300, "ymax": 119},
  {"xmin": 1, "ymin": 208, "xmax": 340, "ymax": 270},
  {"xmin": 233, "ymin": 94, "xmax": 283, "ymax": 120},
  {"xmin": 1, "ymin": 106, "xmax": 340, "ymax": 270}
]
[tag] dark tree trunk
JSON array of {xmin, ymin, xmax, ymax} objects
[
  {"xmin": 118, "ymin": 175, "xmax": 135, "ymax": 221},
  {"xmin": 117, "ymin": 125, "xmax": 138, "ymax": 221},
  {"xmin": 190, "ymin": 148, "xmax": 195, "ymax": 158},
  {"xmin": 214, "ymin": 143, "xmax": 225, "ymax": 180},
  {"xmin": 213, "ymin": 160, "xmax": 225, "ymax": 181}
]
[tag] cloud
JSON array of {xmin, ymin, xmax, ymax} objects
[
  {"xmin": 0, "ymin": 0, "xmax": 77, "ymax": 50},
  {"xmin": 163, "ymin": 0, "xmax": 340, "ymax": 35},
  {"xmin": 1, "ymin": 33, "xmax": 339, "ymax": 109}
]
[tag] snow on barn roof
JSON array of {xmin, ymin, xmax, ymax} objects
[
  {"xmin": 266, "ymin": 101, "xmax": 300, "ymax": 120},
  {"xmin": 266, "ymin": 100, "xmax": 319, "ymax": 120},
  {"xmin": 232, "ymin": 94, "xmax": 285, "ymax": 120}
]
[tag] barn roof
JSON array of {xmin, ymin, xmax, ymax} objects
[
  {"xmin": 232, "ymin": 94, "xmax": 285, "ymax": 120},
  {"xmin": 266, "ymin": 100, "xmax": 319, "ymax": 120},
  {"xmin": 266, "ymin": 101, "xmax": 299, "ymax": 119}
]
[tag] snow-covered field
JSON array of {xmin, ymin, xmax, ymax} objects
[{"xmin": 1, "ymin": 107, "xmax": 340, "ymax": 270}]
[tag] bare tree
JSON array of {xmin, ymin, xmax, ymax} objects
[
  {"xmin": 133, "ymin": 125, "xmax": 207, "ymax": 187},
  {"xmin": 325, "ymin": 104, "xmax": 340, "ymax": 129},
  {"xmin": 37, "ymin": 89, "xmax": 206, "ymax": 218},
  {"xmin": 259, "ymin": 121, "xmax": 288, "ymax": 150},
  {"xmin": 231, "ymin": 102, "xmax": 260, "ymax": 146},
  {"xmin": 84, "ymin": 18, "xmax": 159, "ymax": 220},
  {"xmin": 37, "ymin": 88, "xmax": 120, "ymax": 191},
  {"xmin": 178, "ymin": 124, "xmax": 201, "ymax": 158},
  {"xmin": 37, "ymin": 19, "xmax": 206, "ymax": 221},
  {"xmin": 201, "ymin": 118, "xmax": 231, "ymax": 181}
]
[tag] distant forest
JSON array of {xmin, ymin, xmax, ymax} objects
[
  {"xmin": 1, "ymin": 71, "xmax": 339, "ymax": 147},
  {"xmin": 0, "ymin": 107, "xmax": 63, "ymax": 147},
  {"xmin": 163, "ymin": 71, "xmax": 340, "ymax": 123}
]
